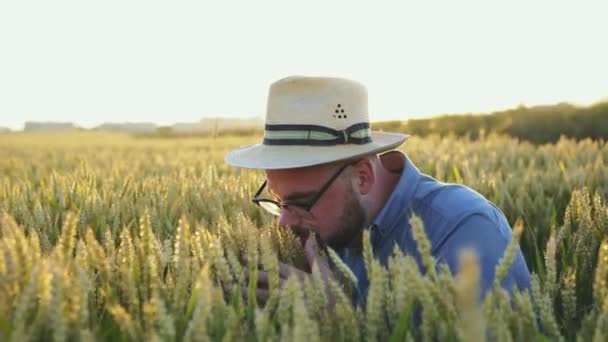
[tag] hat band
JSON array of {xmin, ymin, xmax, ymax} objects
[{"xmin": 263, "ymin": 122, "xmax": 371, "ymax": 146}]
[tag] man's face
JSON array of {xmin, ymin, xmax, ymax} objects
[{"xmin": 265, "ymin": 163, "xmax": 367, "ymax": 249}]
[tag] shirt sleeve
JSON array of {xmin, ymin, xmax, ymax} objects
[{"xmin": 434, "ymin": 213, "xmax": 532, "ymax": 299}]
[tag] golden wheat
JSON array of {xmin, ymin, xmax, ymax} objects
[{"xmin": 0, "ymin": 132, "xmax": 607, "ymax": 341}]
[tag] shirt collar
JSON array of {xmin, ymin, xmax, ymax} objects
[{"xmin": 371, "ymin": 151, "xmax": 421, "ymax": 238}]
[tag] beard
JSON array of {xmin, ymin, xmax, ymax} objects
[
  {"xmin": 324, "ymin": 185, "xmax": 367, "ymax": 250},
  {"xmin": 287, "ymin": 182, "xmax": 367, "ymax": 250}
]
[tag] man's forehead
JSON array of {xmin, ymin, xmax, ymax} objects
[
  {"xmin": 265, "ymin": 162, "xmax": 334, "ymax": 178},
  {"xmin": 264, "ymin": 164, "xmax": 333, "ymax": 194},
  {"xmin": 261, "ymin": 152, "xmax": 372, "ymax": 176}
]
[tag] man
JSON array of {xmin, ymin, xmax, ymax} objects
[{"xmin": 225, "ymin": 76, "xmax": 531, "ymax": 305}]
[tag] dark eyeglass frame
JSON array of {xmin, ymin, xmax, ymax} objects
[{"xmin": 252, "ymin": 162, "xmax": 354, "ymax": 216}]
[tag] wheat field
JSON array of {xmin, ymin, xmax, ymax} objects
[{"xmin": 1, "ymin": 132, "xmax": 607, "ymax": 341}]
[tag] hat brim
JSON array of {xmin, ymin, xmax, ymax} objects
[{"xmin": 225, "ymin": 131, "xmax": 409, "ymax": 170}]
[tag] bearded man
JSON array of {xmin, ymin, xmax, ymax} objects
[{"xmin": 225, "ymin": 76, "xmax": 531, "ymax": 305}]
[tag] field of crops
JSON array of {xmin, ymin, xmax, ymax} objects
[{"xmin": 1, "ymin": 132, "xmax": 607, "ymax": 341}]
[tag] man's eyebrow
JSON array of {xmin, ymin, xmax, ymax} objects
[
  {"xmin": 269, "ymin": 187, "xmax": 316, "ymax": 202},
  {"xmin": 283, "ymin": 191, "xmax": 316, "ymax": 202}
]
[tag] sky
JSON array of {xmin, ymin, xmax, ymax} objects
[{"xmin": 0, "ymin": 0, "xmax": 607, "ymax": 130}]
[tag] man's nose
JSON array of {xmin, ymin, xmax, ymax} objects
[{"xmin": 278, "ymin": 209, "xmax": 301, "ymax": 229}]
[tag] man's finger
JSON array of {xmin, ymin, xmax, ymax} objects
[
  {"xmin": 304, "ymin": 234, "xmax": 331, "ymax": 272},
  {"xmin": 242, "ymin": 286, "xmax": 270, "ymax": 305},
  {"xmin": 303, "ymin": 234, "xmax": 337, "ymax": 310},
  {"xmin": 241, "ymin": 254, "xmax": 311, "ymax": 280},
  {"xmin": 243, "ymin": 269, "xmax": 286, "ymax": 288},
  {"xmin": 223, "ymin": 283, "xmax": 271, "ymax": 305},
  {"xmin": 277, "ymin": 261, "xmax": 313, "ymax": 282},
  {"xmin": 240, "ymin": 255, "xmax": 263, "ymax": 268},
  {"xmin": 278, "ymin": 262, "xmax": 296, "ymax": 278}
]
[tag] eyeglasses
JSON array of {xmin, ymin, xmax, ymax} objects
[{"xmin": 252, "ymin": 162, "xmax": 353, "ymax": 217}]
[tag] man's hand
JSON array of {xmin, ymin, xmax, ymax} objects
[{"xmin": 238, "ymin": 234, "xmax": 336, "ymax": 307}]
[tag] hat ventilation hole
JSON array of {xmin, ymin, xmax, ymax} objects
[{"xmin": 334, "ymin": 104, "xmax": 347, "ymax": 119}]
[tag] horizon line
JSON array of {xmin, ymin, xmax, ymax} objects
[{"xmin": 1, "ymin": 98, "xmax": 606, "ymax": 131}]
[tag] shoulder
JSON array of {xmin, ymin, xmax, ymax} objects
[
  {"xmin": 411, "ymin": 174, "xmax": 511, "ymax": 251},
  {"xmin": 415, "ymin": 175, "xmax": 494, "ymax": 221}
]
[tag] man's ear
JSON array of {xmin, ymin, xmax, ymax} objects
[{"xmin": 351, "ymin": 158, "xmax": 375, "ymax": 195}]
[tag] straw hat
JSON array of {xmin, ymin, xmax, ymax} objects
[{"xmin": 225, "ymin": 76, "xmax": 409, "ymax": 170}]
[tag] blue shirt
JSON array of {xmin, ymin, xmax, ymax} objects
[{"xmin": 334, "ymin": 151, "xmax": 532, "ymax": 304}]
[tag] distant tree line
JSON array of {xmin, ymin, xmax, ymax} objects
[
  {"xmin": 374, "ymin": 101, "xmax": 608, "ymax": 144},
  {"xmin": 139, "ymin": 125, "xmax": 263, "ymax": 139}
]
